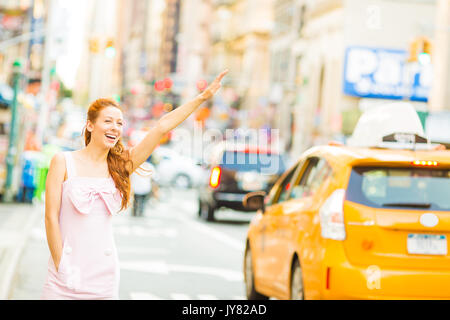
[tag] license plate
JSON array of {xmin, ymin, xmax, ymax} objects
[{"xmin": 407, "ymin": 234, "xmax": 447, "ymax": 256}]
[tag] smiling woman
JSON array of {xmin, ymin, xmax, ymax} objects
[
  {"xmin": 84, "ymin": 98, "xmax": 132, "ymax": 210},
  {"xmin": 41, "ymin": 70, "xmax": 228, "ymax": 300}
]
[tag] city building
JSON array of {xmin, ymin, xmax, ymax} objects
[
  {"xmin": 0, "ymin": 0, "xmax": 36, "ymax": 197},
  {"xmin": 176, "ymin": 0, "xmax": 212, "ymax": 102},
  {"xmin": 269, "ymin": 0, "xmax": 306, "ymax": 152},
  {"xmin": 286, "ymin": 0, "xmax": 436, "ymax": 156},
  {"xmin": 210, "ymin": 0, "xmax": 274, "ymax": 129},
  {"xmin": 73, "ymin": 0, "xmax": 120, "ymax": 106},
  {"xmin": 430, "ymin": 0, "xmax": 450, "ymax": 112}
]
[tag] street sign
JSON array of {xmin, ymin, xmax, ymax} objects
[{"xmin": 343, "ymin": 46, "xmax": 432, "ymax": 102}]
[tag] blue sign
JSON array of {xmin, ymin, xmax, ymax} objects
[{"xmin": 343, "ymin": 46, "xmax": 432, "ymax": 102}]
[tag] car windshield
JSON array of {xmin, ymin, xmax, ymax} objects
[
  {"xmin": 346, "ymin": 167, "xmax": 450, "ymax": 211},
  {"xmin": 220, "ymin": 151, "xmax": 286, "ymax": 175}
]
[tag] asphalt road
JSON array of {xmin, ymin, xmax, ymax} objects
[{"xmin": 9, "ymin": 188, "xmax": 254, "ymax": 300}]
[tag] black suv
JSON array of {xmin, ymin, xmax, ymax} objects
[{"xmin": 198, "ymin": 143, "xmax": 287, "ymax": 221}]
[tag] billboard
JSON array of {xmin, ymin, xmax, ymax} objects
[{"xmin": 343, "ymin": 46, "xmax": 431, "ymax": 102}]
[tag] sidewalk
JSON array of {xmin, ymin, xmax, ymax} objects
[{"xmin": 0, "ymin": 201, "xmax": 43, "ymax": 299}]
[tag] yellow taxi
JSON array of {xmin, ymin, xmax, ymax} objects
[{"xmin": 243, "ymin": 104, "xmax": 450, "ymax": 299}]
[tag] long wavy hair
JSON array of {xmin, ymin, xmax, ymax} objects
[{"xmin": 84, "ymin": 98, "xmax": 133, "ymax": 211}]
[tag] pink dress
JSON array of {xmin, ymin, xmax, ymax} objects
[{"xmin": 41, "ymin": 151, "xmax": 122, "ymax": 300}]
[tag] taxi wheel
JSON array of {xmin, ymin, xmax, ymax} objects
[
  {"xmin": 290, "ymin": 259, "xmax": 305, "ymax": 300},
  {"xmin": 244, "ymin": 246, "xmax": 269, "ymax": 300},
  {"xmin": 199, "ymin": 201, "xmax": 215, "ymax": 222}
]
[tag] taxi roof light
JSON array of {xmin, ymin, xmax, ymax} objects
[
  {"xmin": 346, "ymin": 102, "xmax": 434, "ymax": 150},
  {"xmin": 412, "ymin": 160, "xmax": 439, "ymax": 167}
]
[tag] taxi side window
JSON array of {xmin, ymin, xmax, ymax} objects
[
  {"xmin": 278, "ymin": 169, "xmax": 296, "ymax": 203},
  {"xmin": 266, "ymin": 163, "xmax": 299, "ymax": 205},
  {"xmin": 289, "ymin": 157, "xmax": 332, "ymax": 200}
]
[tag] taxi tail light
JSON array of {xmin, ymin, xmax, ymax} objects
[
  {"xmin": 210, "ymin": 166, "xmax": 222, "ymax": 188},
  {"xmin": 319, "ymin": 189, "xmax": 346, "ymax": 241}
]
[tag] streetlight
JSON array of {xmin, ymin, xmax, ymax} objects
[{"xmin": 3, "ymin": 59, "xmax": 23, "ymax": 202}]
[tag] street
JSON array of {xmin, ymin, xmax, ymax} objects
[{"xmin": 9, "ymin": 188, "xmax": 253, "ymax": 300}]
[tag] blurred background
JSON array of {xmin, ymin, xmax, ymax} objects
[
  {"xmin": 0, "ymin": 0, "xmax": 449, "ymax": 300},
  {"xmin": 0, "ymin": 0, "xmax": 450, "ymax": 201}
]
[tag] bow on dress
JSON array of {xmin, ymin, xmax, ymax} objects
[{"xmin": 68, "ymin": 183, "xmax": 122, "ymax": 215}]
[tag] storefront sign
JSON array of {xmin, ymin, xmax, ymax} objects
[{"xmin": 343, "ymin": 46, "xmax": 431, "ymax": 102}]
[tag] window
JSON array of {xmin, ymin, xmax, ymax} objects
[
  {"xmin": 266, "ymin": 162, "xmax": 300, "ymax": 205},
  {"xmin": 278, "ymin": 168, "xmax": 296, "ymax": 203},
  {"xmin": 298, "ymin": 5, "xmax": 306, "ymax": 35},
  {"xmin": 273, "ymin": 0, "xmax": 295, "ymax": 35},
  {"xmin": 289, "ymin": 157, "xmax": 333, "ymax": 200},
  {"xmin": 347, "ymin": 167, "xmax": 450, "ymax": 211}
]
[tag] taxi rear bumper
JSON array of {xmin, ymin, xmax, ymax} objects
[{"xmin": 321, "ymin": 244, "xmax": 450, "ymax": 299}]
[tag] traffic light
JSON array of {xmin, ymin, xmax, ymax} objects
[
  {"xmin": 408, "ymin": 37, "xmax": 432, "ymax": 64},
  {"xmin": 419, "ymin": 38, "xmax": 432, "ymax": 65},
  {"xmin": 89, "ymin": 38, "xmax": 100, "ymax": 54},
  {"xmin": 105, "ymin": 38, "xmax": 116, "ymax": 58}
]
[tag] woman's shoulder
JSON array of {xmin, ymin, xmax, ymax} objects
[
  {"xmin": 50, "ymin": 150, "xmax": 75, "ymax": 163},
  {"xmin": 50, "ymin": 151, "xmax": 66, "ymax": 164},
  {"xmin": 47, "ymin": 152, "xmax": 67, "ymax": 181}
]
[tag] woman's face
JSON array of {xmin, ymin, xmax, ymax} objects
[{"xmin": 87, "ymin": 106, "xmax": 124, "ymax": 149}]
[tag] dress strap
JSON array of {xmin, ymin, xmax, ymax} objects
[{"xmin": 63, "ymin": 152, "xmax": 77, "ymax": 179}]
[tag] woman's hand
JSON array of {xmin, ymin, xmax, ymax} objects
[
  {"xmin": 129, "ymin": 69, "xmax": 228, "ymax": 172},
  {"xmin": 198, "ymin": 69, "xmax": 229, "ymax": 101}
]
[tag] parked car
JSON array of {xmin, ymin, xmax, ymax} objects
[
  {"xmin": 152, "ymin": 146, "xmax": 205, "ymax": 189},
  {"xmin": 243, "ymin": 103, "xmax": 450, "ymax": 300},
  {"xmin": 198, "ymin": 142, "xmax": 287, "ymax": 221}
]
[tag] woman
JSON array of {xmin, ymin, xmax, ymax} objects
[{"xmin": 41, "ymin": 70, "xmax": 228, "ymax": 300}]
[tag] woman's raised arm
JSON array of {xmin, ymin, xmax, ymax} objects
[{"xmin": 129, "ymin": 69, "xmax": 228, "ymax": 172}]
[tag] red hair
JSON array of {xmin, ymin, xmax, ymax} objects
[{"xmin": 84, "ymin": 98, "xmax": 132, "ymax": 211}]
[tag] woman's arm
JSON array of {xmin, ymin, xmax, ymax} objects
[
  {"xmin": 44, "ymin": 153, "xmax": 65, "ymax": 271},
  {"xmin": 129, "ymin": 69, "xmax": 228, "ymax": 172}
]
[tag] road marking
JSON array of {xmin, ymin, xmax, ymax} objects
[
  {"xmin": 120, "ymin": 260, "xmax": 243, "ymax": 281},
  {"xmin": 129, "ymin": 292, "xmax": 162, "ymax": 300},
  {"xmin": 169, "ymin": 264, "xmax": 243, "ymax": 281},
  {"xmin": 129, "ymin": 292, "xmax": 244, "ymax": 300},
  {"xmin": 170, "ymin": 293, "xmax": 191, "ymax": 300},
  {"xmin": 116, "ymin": 246, "xmax": 169, "ymax": 255},
  {"xmin": 197, "ymin": 294, "xmax": 219, "ymax": 300},
  {"xmin": 113, "ymin": 226, "xmax": 178, "ymax": 238},
  {"xmin": 120, "ymin": 260, "xmax": 169, "ymax": 275},
  {"xmin": 175, "ymin": 214, "xmax": 245, "ymax": 252},
  {"xmin": 30, "ymin": 227, "xmax": 46, "ymax": 241}
]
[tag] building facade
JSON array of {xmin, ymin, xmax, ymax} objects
[
  {"xmin": 284, "ymin": 0, "xmax": 436, "ymax": 156},
  {"xmin": 210, "ymin": 0, "xmax": 274, "ymax": 129}
]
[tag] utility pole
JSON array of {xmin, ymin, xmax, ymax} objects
[{"xmin": 3, "ymin": 60, "xmax": 23, "ymax": 203}]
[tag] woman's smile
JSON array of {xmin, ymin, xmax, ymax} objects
[{"xmin": 105, "ymin": 133, "xmax": 117, "ymax": 143}]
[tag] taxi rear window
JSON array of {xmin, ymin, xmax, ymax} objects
[{"xmin": 346, "ymin": 167, "xmax": 450, "ymax": 211}]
